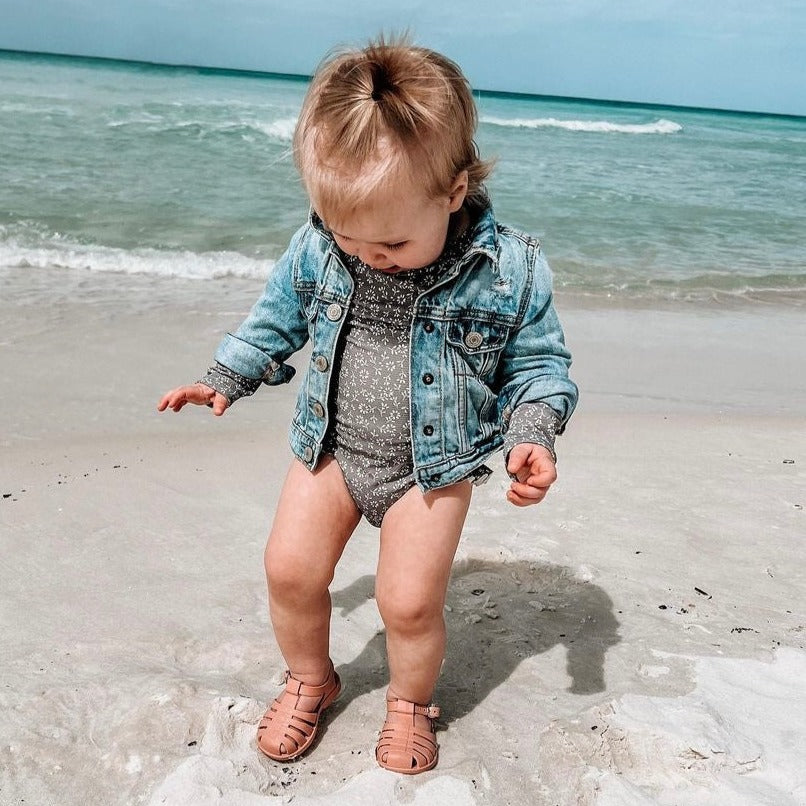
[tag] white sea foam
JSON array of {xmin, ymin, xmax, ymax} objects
[
  {"xmin": 0, "ymin": 236, "xmax": 273, "ymax": 282},
  {"xmin": 1, "ymin": 102, "xmax": 76, "ymax": 116},
  {"xmin": 251, "ymin": 116, "xmax": 297, "ymax": 142},
  {"xmin": 481, "ymin": 116, "xmax": 683, "ymax": 134},
  {"xmin": 106, "ymin": 112, "xmax": 166, "ymax": 127},
  {"xmin": 106, "ymin": 115, "xmax": 297, "ymax": 143}
]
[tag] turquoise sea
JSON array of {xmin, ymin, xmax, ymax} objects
[{"xmin": 1, "ymin": 50, "xmax": 805, "ymax": 306}]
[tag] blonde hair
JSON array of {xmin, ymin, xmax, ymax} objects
[{"xmin": 293, "ymin": 36, "xmax": 492, "ymax": 223}]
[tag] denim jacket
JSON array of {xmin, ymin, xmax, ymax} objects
[{"xmin": 214, "ymin": 204, "xmax": 578, "ymax": 491}]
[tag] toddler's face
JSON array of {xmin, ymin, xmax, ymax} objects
[{"xmin": 325, "ymin": 174, "xmax": 467, "ymax": 274}]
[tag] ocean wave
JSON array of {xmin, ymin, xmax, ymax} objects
[
  {"xmin": 106, "ymin": 115, "xmax": 297, "ymax": 142},
  {"xmin": 106, "ymin": 112, "xmax": 165, "ymax": 127},
  {"xmin": 4, "ymin": 225, "xmax": 803, "ymax": 305},
  {"xmin": 0, "ymin": 102, "xmax": 77, "ymax": 117},
  {"xmin": 481, "ymin": 116, "xmax": 683, "ymax": 135},
  {"xmin": 0, "ymin": 230, "xmax": 274, "ymax": 281},
  {"xmin": 250, "ymin": 117, "xmax": 297, "ymax": 142}
]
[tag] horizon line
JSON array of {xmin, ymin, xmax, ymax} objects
[{"xmin": 2, "ymin": 47, "xmax": 804, "ymax": 121}]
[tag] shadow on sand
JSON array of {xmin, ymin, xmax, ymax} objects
[{"xmin": 328, "ymin": 558, "xmax": 620, "ymax": 724}]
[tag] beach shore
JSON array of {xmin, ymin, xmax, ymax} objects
[{"xmin": 2, "ymin": 268, "xmax": 804, "ymax": 805}]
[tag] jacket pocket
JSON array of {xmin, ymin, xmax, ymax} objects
[{"xmin": 446, "ymin": 318, "xmax": 510, "ymax": 379}]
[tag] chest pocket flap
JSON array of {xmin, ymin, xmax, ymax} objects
[{"xmin": 446, "ymin": 317, "xmax": 510, "ymax": 378}]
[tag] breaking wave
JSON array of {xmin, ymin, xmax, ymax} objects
[{"xmin": 481, "ymin": 116, "xmax": 683, "ymax": 134}]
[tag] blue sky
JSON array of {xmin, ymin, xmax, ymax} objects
[{"xmin": 1, "ymin": 0, "xmax": 804, "ymax": 115}]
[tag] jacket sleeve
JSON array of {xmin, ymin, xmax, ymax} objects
[
  {"xmin": 495, "ymin": 248, "xmax": 578, "ymax": 433},
  {"xmin": 214, "ymin": 225, "xmax": 311, "ymax": 386}
]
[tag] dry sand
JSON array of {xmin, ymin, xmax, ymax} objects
[{"xmin": 1, "ymin": 269, "xmax": 805, "ymax": 805}]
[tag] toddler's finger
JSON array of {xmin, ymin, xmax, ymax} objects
[
  {"xmin": 506, "ymin": 488, "xmax": 537, "ymax": 507},
  {"xmin": 159, "ymin": 395, "xmax": 179, "ymax": 412},
  {"xmin": 508, "ymin": 480, "xmax": 546, "ymax": 502},
  {"xmin": 527, "ymin": 464, "xmax": 557, "ymax": 488}
]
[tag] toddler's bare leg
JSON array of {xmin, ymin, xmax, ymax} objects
[
  {"xmin": 265, "ymin": 455, "xmax": 360, "ymax": 697},
  {"xmin": 375, "ymin": 480, "xmax": 472, "ymax": 705}
]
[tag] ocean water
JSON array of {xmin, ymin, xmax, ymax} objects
[{"xmin": 2, "ymin": 50, "xmax": 805, "ymax": 306}]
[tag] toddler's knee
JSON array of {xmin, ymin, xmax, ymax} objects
[
  {"xmin": 376, "ymin": 590, "xmax": 441, "ymax": 634},
  {"xmin": 264, "ymin": 540, "xmax": 332, "ymax": 602}
]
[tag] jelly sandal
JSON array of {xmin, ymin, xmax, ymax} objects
[
  {"xmin": 256, "ymin": 661, "xmax": 341, "ymax": 761},
  {"xmin": 376, "ymin": 698, "xmax": 440, "ymax": 774}
]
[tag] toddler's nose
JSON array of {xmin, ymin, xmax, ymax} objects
[{"xmin": 359, "ymin": 245, "xmax": 390, "ymax": 269}]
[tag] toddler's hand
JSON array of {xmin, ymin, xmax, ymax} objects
[
  {"xmin": 506, "ymin": 443, "xmax": 557, "ymax": 507},
  {"xmin": 157, "ymin": 383, "xmax": 229, "ymax": 416}
]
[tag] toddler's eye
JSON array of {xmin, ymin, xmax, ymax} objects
[{"xmin": 383, "ymin": 241, "xmax": 407, "ymax": 251}]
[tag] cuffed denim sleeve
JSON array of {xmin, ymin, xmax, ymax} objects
[
  {"xmin": 214, "ymin": 225, "xmax": 311, "ymax": 386},
  {"xmin": 495, "ymin": 248, "xmax": 578, "ymax": 433}
]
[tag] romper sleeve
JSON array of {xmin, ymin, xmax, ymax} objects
[
  {"xmin": 501, "ymin": 401, "xmax": 561, "ymax": 462},
  {"xmin": 197, "ymin": 362, "xmax": 262, "ymax": 404}
]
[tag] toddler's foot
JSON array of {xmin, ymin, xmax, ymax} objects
[
  {"xmin": 256, "ymin": 661, "xmax": 341, "ymax": 761},
  {"xmin": 376, "ymin": 697, "xmax": 440, "ymax": 774}
]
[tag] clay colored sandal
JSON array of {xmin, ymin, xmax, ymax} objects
[
  {"xmin": 256, "ymin": 661, "xmax": 341, "ymax": 761},
  {"xmin": 376, "ymin": 698, "xmax": 441, "ymax": 774}
]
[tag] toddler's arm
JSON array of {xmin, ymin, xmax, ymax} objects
[
  {"xmin": 157, "ymin": 224, "xmax": 313, "ymax": 418},
  {"xmin": 505, "ymin": 442, "xmax": 557, "ymax": 507}
]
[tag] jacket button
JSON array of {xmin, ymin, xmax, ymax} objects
[
  {"xmin": 422, "ymin": 373, "xmax": 434, "ymax": 385},
  {"xmin": 311, "ymin": 401, "xmax": 325, "ymax": 418},
  {"xmin": 423, "ymin": 322, "xmax": 434, "ymax": 333},
  {"xmin": 326, "ymin": 303, "xmax": 343, "ymax": 321},
  {"xmin": 313, "ymin": 355, "xmax": 328, "ymax": 371},
  {"xmin": 423, "ymin": 425, "xmax": 434, "ymax": 436},
  {"xmin": 464, "ymin": 331, "xmax": 484, "ymax": 349},
  {"xmin": 430, "ymin": 473, "xmax": 441, "ymax": 482},
  {"xmin": 303, "ymin": 446, "xmax": 313, "ymax": 462}
]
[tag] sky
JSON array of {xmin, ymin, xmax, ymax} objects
[{"xmin": 1, "ymin": 0, "xmax": 804, "ymax": 116}]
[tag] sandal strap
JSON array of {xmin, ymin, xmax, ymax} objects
[
  {"xmin": 283, "ymin": 673, "xmax": 336, "ymax": 699},
  {"xmin": 386, "ymin": 698, "xmax": 440, "ymax": 720}
]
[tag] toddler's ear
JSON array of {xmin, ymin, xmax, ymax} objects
[{"xmin": 448, "ymin": 170, "xmax": 469, "ymax": 211}]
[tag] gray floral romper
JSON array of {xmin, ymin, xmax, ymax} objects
[{"xmin": 322, "ymin": 235, "xmax": 477, "ymax": 527}]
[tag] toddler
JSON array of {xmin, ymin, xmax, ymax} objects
[{"xmin": 158, "ymin": 38, "xmax": 578, "ymax": 774}]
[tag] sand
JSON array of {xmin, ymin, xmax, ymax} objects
[{"xmin": 1, "ymin": 268, "xmax": 805, "ymax": 805}]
